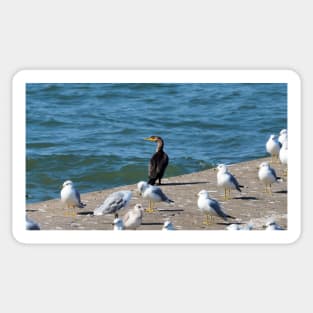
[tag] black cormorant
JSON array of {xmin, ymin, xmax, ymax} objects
[{"xmin": 144, "ymin": 136, "xmax": 169, "ymax": 185}]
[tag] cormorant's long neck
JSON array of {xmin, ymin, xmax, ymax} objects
[{"xmin": 156, "ymin": 138, "xmax": 164, "ymax": 152}]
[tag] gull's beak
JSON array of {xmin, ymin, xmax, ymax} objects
[{"xmin": 213, "ymin": 168, "xmax": 217, "ymax": 171}]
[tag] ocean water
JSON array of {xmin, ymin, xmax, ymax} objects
[{"xmin": 26, "ymin": 83, "xmax": 287, "ymax": 203}]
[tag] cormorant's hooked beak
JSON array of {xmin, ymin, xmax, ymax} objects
[{"xmin": 144, "ymin": 137, "xmax": 155, "ymax": 142}]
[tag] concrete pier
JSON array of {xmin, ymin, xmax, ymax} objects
[{"xmin": 26, "ymin": 157, "xmax": 287, "ymax": 231}]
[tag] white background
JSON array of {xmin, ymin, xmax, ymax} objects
[{"xmin": 1, "ymin": 1, "xmax": 311, "ymax": 312}]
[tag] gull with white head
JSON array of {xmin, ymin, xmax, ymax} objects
[
  {"xmin": 279, "ymin": 140, "xmax": 288, "ymax": 176},
  {"xmin": 60, "ymin": 180, "xmax": 85, "ymax": 216},
  {"xmin": 197, "ymin": 190, "xmax": 235, "ymax": 225},
  {"xmin": 258, "ymin": 162, "xmax": 281, "ymax": 195},
  {"xmin": 216, "ymin": 164, "xmax": 243, "ymax": 200},
  {"xmin": 123, "ymin": 204, "xmax": 144, "ymax": 230},
  {"xmin": 266, "ymin": 134, "xmax": 281, "ymax": 163},
  {"xmin": 278, "ymin": 129, "xmax": 288, "ymax": 146},
  {"xmin": 137, "ymin": 181, "xmax": 174, "ymax": 213}
]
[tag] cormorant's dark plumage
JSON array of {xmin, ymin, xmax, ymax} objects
[{"xmin": 144, "ymin": 136, "xmax": 169, "ymax": 185}]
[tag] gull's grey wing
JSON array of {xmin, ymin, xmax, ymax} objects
[
  {"xmin": 269, "ymin": 167, "xmax": 279, "ymax": 180},
  {"xmin": 209, "ymin": 199, "xmax": 234, "ymax": 220},
  {"xmin": 75, "ymin": 189, "xmax": 85, "ymax": 207},
  {"xmin": 103, "ymin": 195, "xmax": 125, "ymax": 214},
  {"xmin": 94, "ymin": 191, "xmax": 132, "ymax": 215},
  {"xmin": 152, "ymin": 186, "xmax": 174, "ymax": 203},
  {"xmin": 229, "ymin": 173, "xmax": 242, "ymax": 192}
]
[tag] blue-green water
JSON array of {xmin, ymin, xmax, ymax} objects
[{"xmin": 26, "ymin": 83, "xmax": 287, "ymax": 203}]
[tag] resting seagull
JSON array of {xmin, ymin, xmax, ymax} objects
[
  {"xmin": 266, "ymin": 134, "xmax": 281, "ymax": 163},
  {"xmin": 123, "ymin": 204, "xmax": 144, "ymax": 230},
  {"xmin": 197, "ymin": 190, "xmax": 235, "ymax": 225},
  {"xmin": 94, "ymin": 190, "xmax": 132, "ymax": 217},
  {"xmin": 258, "ymin": 162, "xmax": 281, "ymax": 195},
  {"xmin": 137, "ymin": 181, "xmax": 174, "ymax": 213},
  {"xmin": 279, "ymin": 140, "xmax": 288, "ymax": 176},
  {"xmin": 278, "ymin": 129, "xmax": 288, "ymax": 146},
  {"xmin": 216, "ymin": 164, "xmax": 243, "ymax": 200},
  {"xmin": 60, "ymin": 180, "xmax": 85, "ymax": 216}
]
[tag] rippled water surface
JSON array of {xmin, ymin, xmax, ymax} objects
[{"xmin": 26, "ymin": 83, "xmax": 287, "ymax": 202}]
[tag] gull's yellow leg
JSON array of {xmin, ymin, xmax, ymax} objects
[
  {"xmin": 145, "ymin": 200, "xmax": 155, "ymax": 213},
  {"xmin": 203, "ymin": 214, "xmax": 210, "ymax": 225}
]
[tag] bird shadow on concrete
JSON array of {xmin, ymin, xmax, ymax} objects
[
  {"xmin": 233, "ymin": 196, "xmax": 259, "ymax": 200},
  {"xmin": 274, "ymin": 190, "xmax": 288, "ymax": 194},
  {"xmin": 160, "ymin": 181, "xmax": 208, "ymax": 186},
  {"xmin": 77, "ymin": 211, "xmax": 95, "ymax": 215},
  {"xmin": 141, "ymin": 222, "xmax": 164, "ymax": 226},
  {"xmin": 157, "ymin": 208, "xmax": 184, "ymax": 212},
  {"xmin": 216, "ymin": 222, "xmax": 245, "ymax": 226}
]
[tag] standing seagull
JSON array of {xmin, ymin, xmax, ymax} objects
[
  {"xmin": 216, "ymin": 164, "xmax": 243, "ymax": 200},
  {"xmin": 60, "ymin": 180, "xmax": 85, "ymax": 216},
  {"xmin": 279, "ymin": 140, "xmax": 288, "ymax": 176},
  {"xmin": 278, "ymin": 129, "xmax": 288, "ymax": 146},
  {"xmin": 144, "ymin": 136, "xmax": 169, "ymax": 185},
  {"xmin": 266, "ymin": 134, "xmax": 281, "ymax": 163},
  {"xmin": 258, "ymin": 162, "xmax": 281, "ymax": 195},
  {"xmin": 197, "ymin": 190, "xmax": 235, "ymax": 225},
  {"xmin": 123, "ymin": 204, "xmax": 144, "ymax": 230},
  {"xmin": 94, "ymin": 190, "xmax": 132, "ymax": 217},
  {"xmin": 137, "ymin": 181, "xmax": 174, "ymax": 213}
]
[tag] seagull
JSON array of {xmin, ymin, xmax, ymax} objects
[
  {"xmin": 197, "ymin": 190, "xmax": 235, "ymax": 225},
  {"xmin": 137, "ymin": 181, "xmax": 174, "ymax": 213},
  {"xmin": 265, "ymin": 219, "xmax": 284, "ymax": 230},
  {"xmin": 123, "ymin": 204, "xmax": 144, "ymax": 230},
  {"xmin": 279, "ymin": 140, "xmax": 288, "ymax": 176},
  {"xmin": 226, "ymin": 223, "xmax": 253, "ymax": 230},
  {"xmin": 162, "ymin": 220, "xmax": 176, "ymax": 230},
  {"xmin": 112, "ymin": 214, "xmax": 124, "ymax": 230},
  {"xmin": 94, "ymin": 190, "xmax": 132, "ymax": 217},
  {"xmin": 216, "ymin": 164, "xmax": 243, "ymax": 200},
  {"xmin": 258, "ymin": 162, "xmax": 281, "ymax": 195},
  {"xmin": 266, "ymin": 134, "xmax": 281, "ymax": 163},
  {"xmin": 26, "ymin": 215, "xmax": 40, "ymax": 230},
  {"xmin": 278, "ymin": 129, "xmax": 288, "ymax": 146},
  {"xmin": 60, "ymin": 180, "xmax": 85, "ymax": 216}
]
